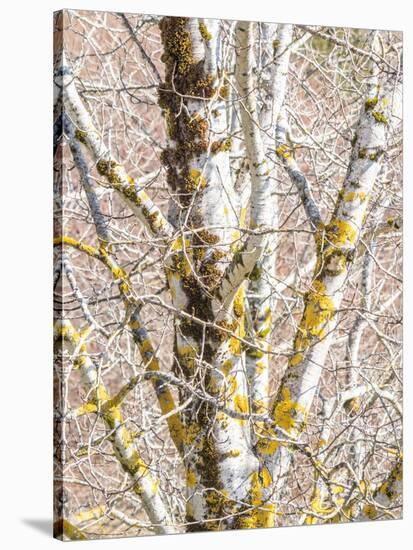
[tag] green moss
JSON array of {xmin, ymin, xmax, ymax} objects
[
  {"xmin": 96, "ymin": 159, "xmax": 114, "ymax": 176},
  {"xmin": 193, "ymin": 230, "xmax": 220, "ymax": 261},
  {"xmin": 218, "ymin": 84, "xmax": 229, "ymax": 99},
  {"xmin": 372, "ymin": 110, "xmax": 388, "ymax": 124},
  {"xmin": 257, "ymin": 326, "xmax": 271, "ymax": 338},
  {"xmin": 74, "ymin": 128, "xmax": 88, "ymax": 145},
  {"xmin": 122, "ymin": 184, "xmax": 142, "ymax": 205},
  {"xmin": 248, "ymin": 264, "xmax": 262, "ymax": 282},
  {"xmin": 158, "ymin": 112, "xmax": 210, "ymax": 205},
  {"xmin": 200, "ymin": 250, "xmax": 226, "ymax": 289},
  {"xmin": 365, "ymin": 97, "xmax": 378, "ymax": 110},
  {"xmin": 185, "ymin": 168, "xmax": 207, "ymax": 192},
  {"xmin": 343, "ymin": 396, "xmax": 361, "ymax": 417},
  {"xmin": 147, "ymin": 210, "xmax": 160, "ymax": 232},
  {"xmin": 198, "ymin": 22, "xmax": 212, "ymax": 41},
  {"xmin": 189, "ymin": 74, "xmax": 215, "ymax": 97},
  {"xmin": 246, "ymin": 347, "xmax": 264, "ymax": 359},
  {"xmin": 95, "ymin": 159, "xmax": 123, "ymax": 185},
  {"xmin": 323, "ymin": 249, "xmax": 348, "ymax": 276},
  {"xmin": 159, "ymin": 17, "xmax": 194, "ymax": 75},
  {"xmin": 211, "ymin": 137, "xmax": 232, "ymax": 154},
  {"xmin": 233, "ymin": 290, "xmax": 244, "ymax": 318},
  {"xmin": 387, "ymin": 217, "xmax": 400, "ymax": 229}
]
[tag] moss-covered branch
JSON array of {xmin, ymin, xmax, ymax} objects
[
  {"xmin": 54, "ymin": 236, "xmax": 185, "ymax": 456},
  {"xmin": 53, "ymin": 518, "xmax": 88, "ymax": 541},
  {"xmin": 54, "ymin": 320, "xmax": 175, "ymax": 534},
  {"xmin": 260, "ymin": 63, "xmax": 397, "ymax": 496},
  {"xmin": 55, "ymin": 54, "xmax": 173, "ymax": 239}
]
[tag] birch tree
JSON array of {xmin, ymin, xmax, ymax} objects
[{"xmin": 53, "ymin": 10, "xmax": 402, "ymax": 539}]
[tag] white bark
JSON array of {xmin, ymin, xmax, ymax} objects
[
  {"xmin": 267, "ymin": 69, "xmax": 400, "ymax": 498},
  {"xmin": 54, "ymin": 320, "xmax": 175, "ymax": 534},
  {"xmin": 55, "ymin": 53, "xmax": 173, "ymax": 239}
]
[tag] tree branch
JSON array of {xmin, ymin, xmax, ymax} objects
[
  {"xmin": 54, "ymin": 236, "xmax": 186, "ymax": 455},
  {"xmin": 54, "ymin": 320, "xmax": 175, "ymax": 534},
  {"xmin": 54, "ymin": 54, "xmax": 173, "ymax": 239},
  {"xmin": 53, "ymin": 518, "xmax": 88, "ymax": 541},
  {"xmin": 213, "ymin": 227, "xmax": 270, "ymax": 320},
  {"xmin": 262, "ymin": 53, "xmax": 399, "ymax": 490},
  {"xmin": 275, "ymin": 110, "xmax": 322, "ymax": 227}
]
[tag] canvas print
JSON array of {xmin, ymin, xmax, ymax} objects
[{"xmin": 53, "ymin": 9, "xmax": 402, "ymax": 540}]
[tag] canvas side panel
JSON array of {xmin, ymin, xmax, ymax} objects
[{"xmin": 53, "ymin": 9, "xmax": 65, "ymax": 542}]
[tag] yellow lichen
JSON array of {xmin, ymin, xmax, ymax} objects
[
  {"xmin": 257, "ymin": 438, "xmax": 278, "ymax": 456},
  {"xmin": 222, "ymin": 359, "xmax": 233, "ymax": 376},
  {"xmin": 275, "ymin": 144, "xmax": 292, "ymax": 160},
  {"xmin": 332, "ymin": 484, "xmax": 344, "ymax": 495},
  {"xmin": 198, "ymin": 21, "xmax": 212, "ymax": 41},
  {"xmin": 235, "ymin": 471, "xmax": 275, "ymax": 529},
  {"xmin": 57, "ymin": 519, "xmax": 88, "ymax": 541},
  {"xmin": 372, "ymin": 110, "xmax": 388, "ymax": 125},
  {"xmin": 211, "ymin": 137, "xmax": 232, "ymax": 154},
  {"xmin": 261, "ymin": 466, "xmax": 272, "ymax": 488},
  {"xmin": 300, "ymin": 280, "xmax": 335, "ymax": 340},
  {"xmin": 234, "ymin": 394, "xmax": 249, "ymax": 415},
  {"xmin": 290, "ymin": 351, "xmax": 304, "ymax": 367},
  {"xmin": 186, "ymin": 168, "xmax": 207, "ymax": 192},
  {"xmin": 129, "ymin": 319, "xmax": 140, "ymax": 330},
  {"xmin": 222, "ymin": 448, "xmax": 241, "ymax": 459},
  {"xmin": 177, "ymin": 344, "xmax": 197, "ymax": 357},
  {"xmin": 73, "ymin": 505, "xmax": 105, "ymax": 524},
  {"xmin": 246, "ymin": 348, "xmax": 265, "ymax": 359},
  {"xmin": 171, "ymin": 236, "xmax": 189, "ymax": 251},
  {"xmin": 186, "ymin": 469, "xmax": 197, "ymax": 489},
  {"xmin": 255, "ymin": 360, "xmax": 266, "ymax": 375},
  {"xmin": 76, "ymin": 402, "xmax": 98, "ymax": 416},
  {"xmin": 365, "ymin": 96, "xmax": 379, "ymax": 110},
  {"xmin": 233, "ymin": 287, "xmax": 244, "ymax": 318},
  {"xmin": 183, "ymin": 422, "xmax": 201, "ymax": 446},
  {"xmin": 229, "ymin": 336, "xmax": 242, "ymax": 356},
  {"xmin": 358, "ymin": 480, "xmax": 367, "ymax": 495},
  {"xmin": 203, "ymin": 489, "xmax": 231, "ymax": 526},
  {"xmin": 363, "ymin": 503, "xmax": 378, "ymax": 519},
  {"xmin": 343, "ymin": 191, "xmax": 356, "ymax": 202},
  {"xmin": 325, "ymin": 218, "xmax": 357, "ymax": 247},
  {"xmin": 225, "ymin": 375, "xmax": 238, "ymax": 397},
  {"xmin": 305, "ymin": 488, "xmax": 334, "ymax": 524},
  {"xmin": 218, "ymin": 84, "xmax": 229, "ymax": 99},
  {"xmin": 274, "ymin": 387, "xmax": 306, "ymax": 433}
]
